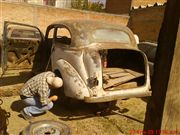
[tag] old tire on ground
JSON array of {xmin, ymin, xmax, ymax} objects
[{"xmin": 21, "ymin": 120, "xmax": 71, "ymax": 135}]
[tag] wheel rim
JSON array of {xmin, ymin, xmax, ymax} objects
[
  {"xmin": 33, "ymin": 124, "xmax": 61, "ymax": 135},
  {"xmin": 22, "ymin": 120, "xmax": 71, "ymax": 135}
]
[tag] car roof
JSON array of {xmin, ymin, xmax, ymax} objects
[
  {"xmin": 47, "ymin": 20, "xmax": 136, "ymax": 48},
  {"xmin": 50, "ymin": 20, "xmax": 130, "ymax": 33}
]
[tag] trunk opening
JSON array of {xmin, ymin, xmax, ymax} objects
[{"xmin": 101, "ymin": 49, "xmax": 146, "ymax": 90}]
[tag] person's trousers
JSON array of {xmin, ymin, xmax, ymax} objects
[{"xmin": 22, "ymin": 96, "xmax": 53, "ymax": 116}]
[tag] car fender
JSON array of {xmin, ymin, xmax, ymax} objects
[{"xmin": 56, "ymin": 59, "xmax": 90, "ymax": 100}]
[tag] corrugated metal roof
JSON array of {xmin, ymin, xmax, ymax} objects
[{"xmin": 132, "ymin": 2, "xmax": 166, "ymax": 10}]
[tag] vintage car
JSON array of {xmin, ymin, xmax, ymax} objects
[
  {"xmin": 1, "ymin": 20, "xmax": 151, "ymax": 103},
  {"xmin": 45, "ymin": 20, "xmax": 151, "ymax": 103}
]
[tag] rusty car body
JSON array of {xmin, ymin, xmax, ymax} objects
[
  {"xmin": 46, "ymin": 20, "xmax": 151, "ymax": 103},
  {"xmin": 1, "ymin": 20, "xmax": 151, "ymax": 103}
]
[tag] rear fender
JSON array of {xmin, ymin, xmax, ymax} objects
[{"xmin": 56, "ymin": 59, "xmax": 90, "ymax": 99}]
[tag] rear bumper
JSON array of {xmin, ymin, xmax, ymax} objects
[{"xmin": 84, "ymin": 86, "xmax": 151, "ymax": 103}]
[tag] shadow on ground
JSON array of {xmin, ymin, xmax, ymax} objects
[
  {"xmin": 11, "ymin": 99, "xmax": 25, "ymax": 112},
  {"xmin": 10, "ymin": 94, "xmax": 130, "ymax": 122},
  {"xmin": 50, "ymin": 97, "xmax": 129, "ymax": 121},
  {"xmin": 0, "ymin": 71, "xmax": 33, "ymax": 87}
]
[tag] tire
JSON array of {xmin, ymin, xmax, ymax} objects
[{"xmin": 21, "ymin": 120, "xmax": 71, "ymax": 135}]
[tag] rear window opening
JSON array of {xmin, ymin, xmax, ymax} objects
[
  {"xmin": 92, "ymin": 29, "xmax": 131, "ymax": 44},
  {"xmin": 100, "ymin": 49, "xmax": 146, "ymax": 90}
]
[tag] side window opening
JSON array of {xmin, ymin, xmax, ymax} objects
[
  {"xmin": 55, "ymin": 27, "xmax": 71, "ymax": 45},
  {"xmin": 7, "ymin": 26, "xmax": 41, "ymax": 40},
  {"xmin": 47, "ymin": 28, "xmax": 54, "ymax": 39},
  {"xmin": 47, "ymin": 28, "xmax": 54, "ymax": 47}
]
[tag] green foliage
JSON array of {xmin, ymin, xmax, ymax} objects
[
  {"xmin": 89, "ymin": 2, "xmax": 104, "ymax": 12},
  {"xmin": 72, "ymin": 0, "xmax": 104, "ymax": 12},
  {"xmin": 71, "ymin": 0, "xmax": 88, "ymax": 10}
]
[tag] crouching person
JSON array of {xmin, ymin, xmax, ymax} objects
[{"xmin": 19, "ymin": 71, "xmax": 63, "ymax": 120}]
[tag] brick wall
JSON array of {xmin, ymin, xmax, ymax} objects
[
  {"xmin": 105, "ymin": 0, "xmax": 166, "ymax": 15},
  {"xmin": 133, "ymin": 0, "xmax": 167, "ymax": 7},
  {"xmin": 0, "ymin": 1, "xmax": 129, "ymax": 37},
  {"xmin": 128, "ymin": 6, "xmax": 165, "ymax": 42},
  {"xmin": 105, "ymin": 0, "xmax": 133, "ymax": 14},
  {"xmin": 0, "ymin": 1, "xmax": 165, "ymax": 44},
  {"xmin": 105, "ymin": 0, "xmax": 166, "ymax": 42}
]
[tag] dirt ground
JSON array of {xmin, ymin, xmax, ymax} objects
[
  {"xmin": 0, "ymin": 70, "xmax": 148, "ymax": 135},
  {"xmin": 0, "ymin": 95, "xmax": 148, "ymax": 135}
]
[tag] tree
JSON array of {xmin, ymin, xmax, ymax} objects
[
  {"xmin": 89, "ymin": 1, "xmax": 104, "ymax": 12},
  {"xmin": 72, "ymin": 0, "xmax": 104, "ymax": 12},
  {"xmin": 71, "ymin": 0, "xmax": 88, "ymax": 10}
]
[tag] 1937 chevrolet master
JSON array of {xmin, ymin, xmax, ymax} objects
[{"xmin": 1, "ymin": 20, "xmax": 151, "ymax": 104}]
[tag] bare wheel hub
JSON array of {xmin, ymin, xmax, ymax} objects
[
  {"xmin": 33, "ymin": 125, "xmax": 61, "ymax": 135},
  {"xmin": 21, "ymin": 120, "xmax": 71, "ymax": 135}
]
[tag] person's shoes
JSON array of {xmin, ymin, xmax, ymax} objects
[{"xmin": 20, "ymin": 110, "xmax": 33, "ymax": 121}]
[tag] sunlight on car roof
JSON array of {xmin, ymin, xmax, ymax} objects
[{"xmin": 92, "ymin": 29, "xmax": 131, "ymax": 44}]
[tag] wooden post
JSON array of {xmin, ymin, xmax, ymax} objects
[
  {"xmin": 161, "ymin": 22, "xmax": 180, "ymax": 132},
  {"xmin": 144, "ymin": 0, "xmax": 180, "ymax": 133}
]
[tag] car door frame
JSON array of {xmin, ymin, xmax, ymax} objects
[{"xmin": 1, "ymin": 21, "xmax": 44, "ymax": 74}]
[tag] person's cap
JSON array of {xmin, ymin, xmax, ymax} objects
[{"xmin": 47, "ymin": 76, "xmax": 63, "ymax": 88}]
